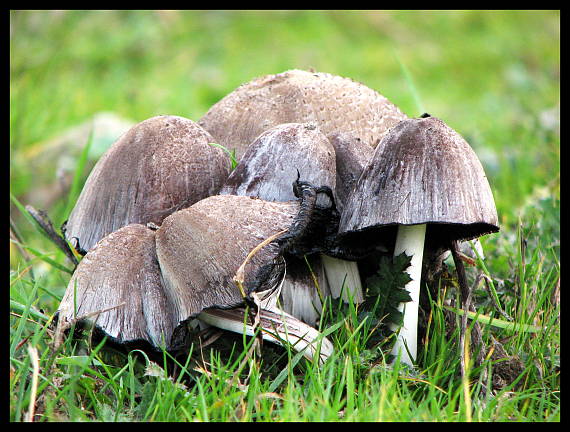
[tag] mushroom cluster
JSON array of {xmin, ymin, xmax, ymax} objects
[{"xmin": 51, "ymin": 69, "xmax": 498, "ymax": 367}]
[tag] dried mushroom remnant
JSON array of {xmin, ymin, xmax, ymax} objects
[
  {"xmin": 63, "ymin": 115, "xmax": 231, "ymax": 255},
  {"xmin": 57, "ymin": 224, "xmax": 176, "ymax": 349},
  {"xmin": 220, "ymin": 122, "xmax": 363, "ymax": 325},
  {"xmin": 199, "ymin": 69, "xmax": 407, "ymax": 161},
  {"xmin": 338, "ymin": 115, "xmax": 499, "ymax": 366}
]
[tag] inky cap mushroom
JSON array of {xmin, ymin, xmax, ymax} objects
[
  {"xmin": 63, "ymin": 115, "xmax": 231, "ymax": 254},
  {"xmin": 198, "ymin": 69, "xmax": 407, "ymax": 161},
  {"xmin": 155, "ymin": 194, "xmax": 298, "ymax": 326},
  {"xmin": 338, "ymin": 115, "xmax": 499, "ymax": 365},
  {"xmin": 326, "ymin": 131, "xmax": 374, "ymax": 214}
]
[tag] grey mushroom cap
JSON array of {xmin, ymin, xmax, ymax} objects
[
  {"xmin": 155, "ymin": 195, "xmax": 299, "ymax": 327},
  {"xmin": 327, "ymin": 131, "xmax": 374, "ymax": 214},
  {"xmin": 57, "ymin": 224, "xmax": 176, "ymax": 349},
  {"xmin": 198, "ymin": 69, "xmax": 407, "ymax": 161},
  {"xmin": 338, "ymin": 116, "xmax": 499, "ymax": 254},
  {"xmin": 63, "ymin": 115, "xmax": 231, "ymax": 254},
  {"xmin": 220, "ymin": 122, "xmax": 336, "ymax": 203}
]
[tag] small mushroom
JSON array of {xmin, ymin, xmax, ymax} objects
[
  {"xmin": 338, "ymin": 116, "xmax": 499, "ymax": 365},
  {"xmin": 220, "ymin": 122, "xmax": 363, "ymax": 325},
  {"xmin": 156, "ymin": 193, "xmax": 336, "ymax": 361},
  {"xmin": 155, "ymin": 195, "xmax": 297, "ymax": 323},
  {"xmin": 63, "ymin": 115, "xmax": 231, "ymax": 254},
  {"xmin": 198, "ymin": 69, "xmax": 407, "ymax": 161}
]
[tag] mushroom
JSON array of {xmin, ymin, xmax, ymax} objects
[
  {"xmin": 220, "ymin": 122, "xmax": 363, "ymax": 325},
  {"xmin": 57, "ymin": 192, "xmax": 337, "ymax": 362},
  {"xmin": 155, "ymin": 193, "xmax": 336, "ymax": 361},
  {"xmin": 63, "ymin": 115, "xmax": 231, "ymax": 255},
  {"xmin": 198, "ymin": 69, "xmax": 407, "ymax": 161},
  {"xmin": 338, "ymin": 115, "xmax": 499, "ymax": 366}
]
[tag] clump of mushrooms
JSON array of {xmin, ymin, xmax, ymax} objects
[
  {"xmin": 199, "ymin": 69, "xmax": 410, "ymax": 325},
  {"xmin": 54, "ymin": 113, "xmax": 339, "ymax": 362},
  {"xmin": 37, "ymin": 69, "xmax": 500, "ymax": 372}
]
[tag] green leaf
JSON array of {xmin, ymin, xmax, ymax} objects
[{"xmin": 364, "ymin": 253, "xmax": 413, "ymax": 328}]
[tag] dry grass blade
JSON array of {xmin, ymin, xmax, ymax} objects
[
  {"xmin": 233, "ymin": 229, "xmax": 288, "ymax": 298},
  {"xmin": 24, "ymin": 344, "xmax": 40, "ymax": 422}
]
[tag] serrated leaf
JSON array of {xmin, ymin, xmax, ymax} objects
[{"xmin": 363, "ymin": 253, "xmax": 413, "ymax": 328}]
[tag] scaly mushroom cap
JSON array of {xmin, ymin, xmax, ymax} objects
[
  {"xmin": 63, "ymin": 115, "xmax": 231, "ymax": 254},
  {"xmin": 339, "ymin": 116, "xmax": 499, "ymax": 253},
  {"xmin": 198, "ymin": 69, "xmax": 407, "ymax": 161},
  {"xmin": 57, "ymin": 224, "xmax": 176, "ymax": 349},
  {"xmin": 155, "ymin": 195, "xmax": 299, "ymax": 327},
  {"xmin": 220, "ymin": 122, "xmax": 336, "ymax": 202}
]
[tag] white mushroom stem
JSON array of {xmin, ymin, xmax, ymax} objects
[
  {"xmin": 389, "ymin": 224, "xmax": 426, "ymax": 366},
  {"xmin": 320, "ymin": 255, "xmax": 364, "ymax": 304}
]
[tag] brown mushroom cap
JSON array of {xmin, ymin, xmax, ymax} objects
[
  {"xmin": 220, "ymin": 122, "xmax": 336, "ymax": 202},
  {"xmin": 57, "ymin": 224, "xmax": 176, "ymax": 349},
  {"xmin": 63, "ymin": 115, "xmax": 231, "ymax": 254},
  {"xmin": 339, "ymin": 116, "xmax": 499, "ymax": 253},
  {"xmin": 155, "ymin": 195, "xmax": 300, "ymax": 327},
  {"xmin": 198, "ymin": 69, "xmax": 407, "ymax": 161}
]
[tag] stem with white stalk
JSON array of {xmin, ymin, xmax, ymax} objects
[
  {"xmin": 389, "ymin": 223, "xmax": 426, "ymax": 366},
  {"xmin": 320, "ymin": 255, "xmax": 364, "ymax": 304}
]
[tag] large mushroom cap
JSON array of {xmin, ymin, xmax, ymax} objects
[
  {"xmin": 63, "ymin": 115, "xmax": 231, "ymax": 254},
  {"xmin": 57, "ymin": 224, "xmax": 176, "ymax": 349},
  {"xmin": 339, "ymin": 116, "xmax": 499, "ymax": 253},
  {"xmin": 220, "ymin": 122, "xmax": 336, "ymax": 202},
  {"xmin": 155, "ymin": 194, "xmax": 300, "ymax": 327},
  {"xmin": 198, "ymin": 69, "xmax": 407, "ymax": 161}
]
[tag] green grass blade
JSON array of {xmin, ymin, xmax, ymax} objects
[
  {"xmin": 442, "ymin": 305, "xmax": 543, "ymax": 333},
  {"xmin": 10, "ymin": 239, "xmax": 74, "ymax": 274}
]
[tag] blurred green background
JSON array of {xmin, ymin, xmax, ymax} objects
[{"xmin": 10, "ymin": 10, "xmax": 560, "ymax": 279}]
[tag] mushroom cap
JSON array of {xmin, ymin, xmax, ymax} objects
[
  {"xmin": 327, "ymin": 131, "xmax": 374, "ymax": 214},
  {"xmin": 155, "ymin": 195, "xmax": 299, "ymax": 326},
  {"xmin": 57, "ymin": 224, "xmax": 176, "ymax": 349},
  {"xmin": 220, "ymin": 122, "xmax": 336, "ymax": 202},
  {"xmin": 63, "ymin": 115, "xmax": 231, "ymax": 254},
  {"xmin": 198, "ymin": 69, "xmax": 407, "ymax": 161},
  {"xmin": 339, "ymin": 116, "xmax": 499, "ymax": 253}
]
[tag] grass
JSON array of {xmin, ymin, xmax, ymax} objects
[{"xmin": 10, "ymin": 10, "xmax": 559, "ymax": 421}]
